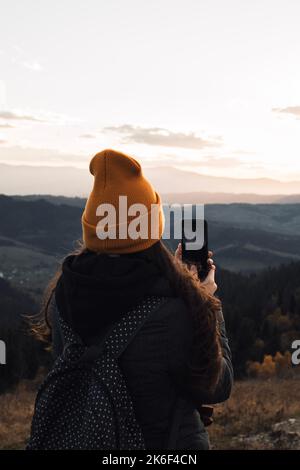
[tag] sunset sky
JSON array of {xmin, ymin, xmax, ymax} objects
[{"xmin": 1, "ymin": 0, "xmax": 300, "ymax": 182}]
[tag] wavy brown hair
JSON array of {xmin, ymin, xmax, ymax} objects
[{"xmin": 32, "ymin": 240, "xmax": 222, "ymax": 392}]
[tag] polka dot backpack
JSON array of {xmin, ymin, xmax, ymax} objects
[{"xmin": 27, "ymin": 295, "xmax": 166, "ymax": 450}]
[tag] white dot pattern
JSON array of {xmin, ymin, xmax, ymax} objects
[{"xmin": 26, "ymin": 295, "xmax": 166, "ymax": 450}]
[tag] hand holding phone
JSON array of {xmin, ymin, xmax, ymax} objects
[{"xmin": 175, "ymin": 243, "xmax": 217, "ymax": 295}]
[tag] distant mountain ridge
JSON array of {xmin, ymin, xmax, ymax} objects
[
  {"xmin": 1, "ymin": 162, "xmax": 300, "ymax": 197},
  {"xmin": 11, "ymin": 192, "xmax": 300, "ymax": 206},
  {"xmin": 146, "ymin": 166, "xmax": 300, "ymax": 195},
  {"xmin": 161, "ymin": 192, "xmax": 300, "ymax": 204}
]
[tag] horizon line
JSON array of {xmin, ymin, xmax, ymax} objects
[{"xmin": 0, "ymin": 161, "xmax": 299, "ymax": 185}]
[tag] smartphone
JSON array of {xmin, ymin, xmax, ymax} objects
[{"xmin": 181, "ymin": 218, "xmax": 209, "ymax": 280}]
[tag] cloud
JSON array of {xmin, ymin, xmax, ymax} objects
[
  {"xmin": 0, "ymin": 139, "xmax": 7, "ymax": 144},
  {"xmin": 196, "ymin": 156, "xmax": 244, "ymax": 168},
  {"xmin": 13, "ymin": 45, "xmax": 23, "ymax": 53},
  {"xmin": 273, "ymin": 106, "xmax": 300, "ymax": 118},
  {"xmin": 231, "ymin": 149, "xmax": 254, "ymax": 156},
  {"xmin": 0, "ymin": 80, "xmax": 6, "ymax": 108},
  {"xmin": 0, "ymin": 109, "xmax": 82, "ymax": 125},
  {"xmin": 144, "ymin": 154, "xmax": 248, "ymax": 169},
  {"xmin": 0, "ymin": 110, "xmax": 45, "ymax": 122},
  {"xmin": 0, "ymin": 145, "xmax": 87, "ymax": 164},
  {"xmin": 0, "ymin": 122, "xmax": 14, "ymax": 128},
  {"xmin": 22, "ymin": 60, "xmax": 43, "ymax": 72},
  {"xmin": 12, "ymin": 57, "xmax": 43, "ymax": 72},
  {"xmin": 11, "ymin": 45, "xmax": 43, "ymax": 72},
  {"xmin": 79, "ymin": 133, "xmax": 97, "ymax": 139},
  {"xmin": 104, "ymin": 124, "xmax": 222, "ymax": 149}
]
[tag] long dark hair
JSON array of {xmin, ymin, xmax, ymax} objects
[{"xmin": 32, "ymin": 240, "xmax": 222, "ymax": 392}]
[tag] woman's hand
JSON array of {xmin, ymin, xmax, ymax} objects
[
  {"xmin": 174, "ymin": 242, "xmax": 218, "ymax": 296},
  {"xmin": 202, "ymin": 254, "xmax": 218, "ymax": 296}
]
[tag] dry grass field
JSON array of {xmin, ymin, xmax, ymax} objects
[
  {"xmin": 209, "ymin": 377, "xmax": 300, "ymax": 449},
  {"xmin": 0, "ymin": 379, "xmax": 37, "ymax": 450},
  {"xmin": 1, "ymin": 376, "xmax": 300, "ymax": 450}
]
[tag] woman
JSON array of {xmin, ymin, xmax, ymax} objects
[{"xmin": 34, "ymin": 148, "xmax": 233, "ymax": 450}]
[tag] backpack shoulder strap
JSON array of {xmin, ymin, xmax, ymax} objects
[
  {"xmin": 76, "ymin": 295, "xmax": 168, "ymax": 364},
  {"xmin": 104, "ymin": 295, "xmax": 167, "ymax": 359}
]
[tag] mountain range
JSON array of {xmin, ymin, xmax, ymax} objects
[
  {"xmin": 0, "ymin": 195, "xmax": 300, "ymax": 300},
  {"xmin": 1, "ymin": 163, "xmax": 300, "ymax": 201}
]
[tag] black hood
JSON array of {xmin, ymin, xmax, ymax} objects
[{"xmin": 55, "ymin": 250, "xmax": 172, "ymax": 343}]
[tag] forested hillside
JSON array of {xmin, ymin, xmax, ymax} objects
[
  {"xmin": 1, "ymin": 261, "xmax": 299, "ymax": 393},
  {"xmin": 0, "ymin": 278, "xmax": 49, "ymax": 393},
  {"xmin": 217, "ymin": 263, "xmax": 300, "ymax": 376}
]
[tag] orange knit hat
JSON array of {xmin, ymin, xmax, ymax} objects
[{"xmin": 82, "ymin": 149, "xmax": 164, "ymax": 253}]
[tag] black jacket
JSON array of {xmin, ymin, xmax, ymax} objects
[{"xmin": 51, "ymin": 251, "xmax": 233, "ymax": 450}]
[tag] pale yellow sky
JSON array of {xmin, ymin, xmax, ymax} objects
[{"xmin": 1, "ymin": 0, "xmax": 300, "ymax": 182}]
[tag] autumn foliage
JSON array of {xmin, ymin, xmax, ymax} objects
[{"xmin": 246, "ymin": 352, "xmax": 295, "ymax": 378}]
